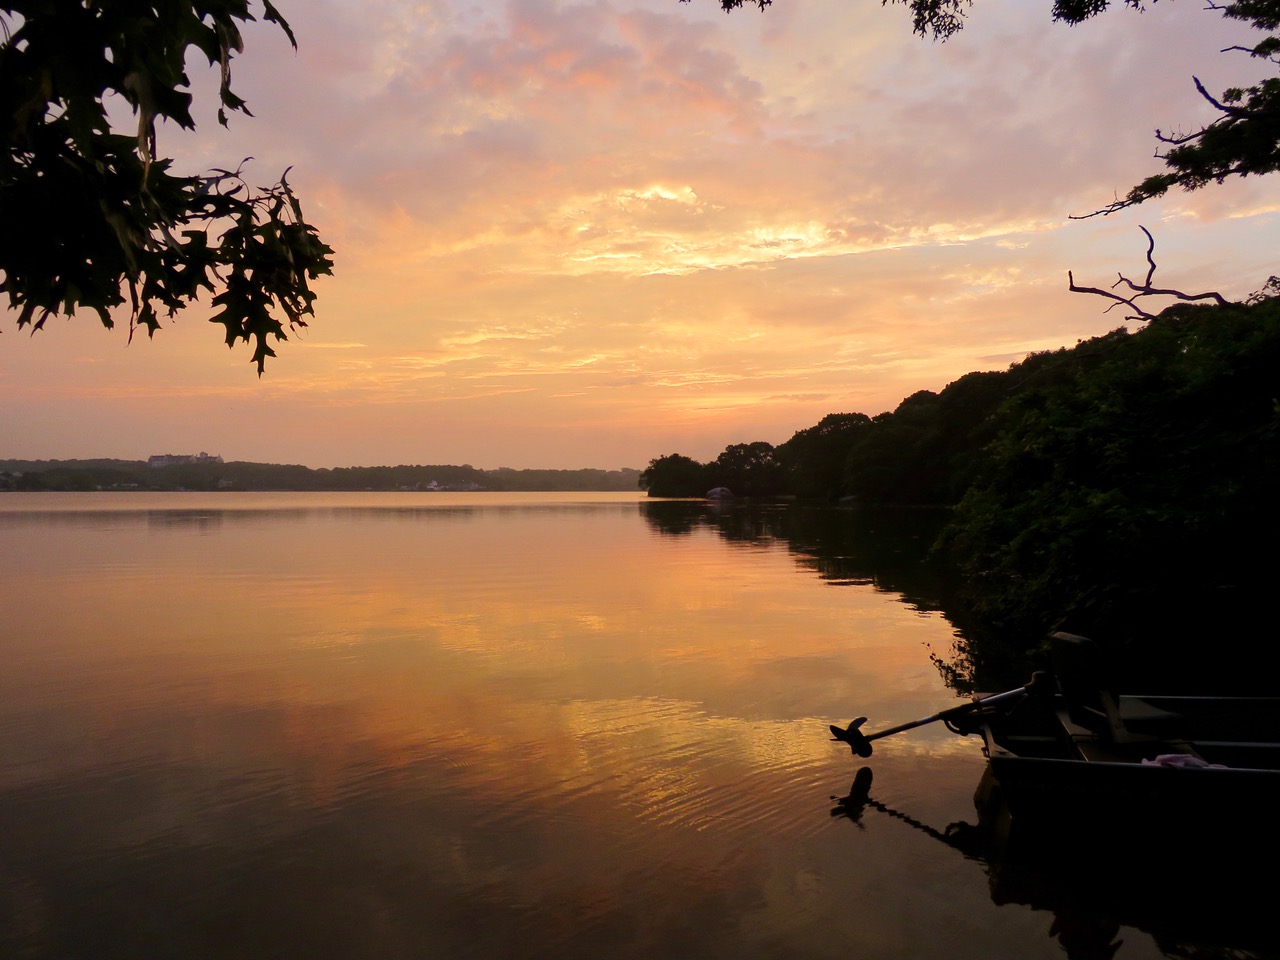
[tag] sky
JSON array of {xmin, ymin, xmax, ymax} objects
[{"xmin": 2, "ymin": 0, "xmax": 1278, "ymax": 469}]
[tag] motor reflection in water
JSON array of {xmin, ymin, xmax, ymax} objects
[{"xmin": 831, "ymin": 765, "xmax": 1278, "ymax": 960}]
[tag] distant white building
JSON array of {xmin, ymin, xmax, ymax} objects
[{"xmin": 148, "ymin": 452, "xmax": 224, "ymax": 468}]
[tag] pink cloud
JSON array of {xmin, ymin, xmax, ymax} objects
[{"xmin": 6, "ymin": 0, "xmax": 1279, "ymax": 469}]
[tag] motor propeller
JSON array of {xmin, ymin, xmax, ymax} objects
[{"xmin": 830, "ymin": 717, "xmax": 873, "ymax": 757}]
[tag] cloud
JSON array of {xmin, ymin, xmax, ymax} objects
[{"xmin": 6, "ymin": 0, "xmax": 1279, "ymax": 468}]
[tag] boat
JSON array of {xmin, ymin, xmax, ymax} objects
[
  {"xmin": 832, "ymin": 631, "xmax": 1280, "ymax": 850},
  {"xmin": 829, "ymin": 633, "xmax": 1280, "ymax": 956},
  {"xmin": 967, "ymin": 633, "xmax": 1280, "ymax": 848}
]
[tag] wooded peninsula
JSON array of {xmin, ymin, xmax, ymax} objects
[{"xmin": 641, "ymin": 297, "xmax": 1280, "ymax": 692}]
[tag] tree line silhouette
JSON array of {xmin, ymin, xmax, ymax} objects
[
  {"xmin": 1, "ymin": 461, "xmax": 641, "ymax": 493},
  {"xmin": 641, "ymin": 297, "xmax": 1280, "ymax": 688}
]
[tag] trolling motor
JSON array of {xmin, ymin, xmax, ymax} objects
[{"xmin": 830, "ymin": 673, "xmax": 1048, "ymax": 758}]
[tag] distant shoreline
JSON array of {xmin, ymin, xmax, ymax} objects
[{"xmin": 0, "ymin": 459, "xmax": 642, "ymax": 493}]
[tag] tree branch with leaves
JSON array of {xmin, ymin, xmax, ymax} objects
[{"xmin": 0, "ymin": 1, "xmax": 333, "ymax": 373}]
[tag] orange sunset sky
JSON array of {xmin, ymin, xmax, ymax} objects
[{"xmin": 2, "ymin": 0, "xmax": 1277, "ymax": 469}]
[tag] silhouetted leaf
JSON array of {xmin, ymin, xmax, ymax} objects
[{"xmin": 0, "ymin": 1, "xmax": 332, "ymax": 371}]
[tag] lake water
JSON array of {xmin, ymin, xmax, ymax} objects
[{"xmin": 0, "ymin": 493, "xmax": 1263, "ymax": 959}]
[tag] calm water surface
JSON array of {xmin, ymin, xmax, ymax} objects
[{"xmin": 0, "ymin": 493, "xmax": 1255, "ymax": 958}]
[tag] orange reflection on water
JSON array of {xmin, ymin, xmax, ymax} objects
[
  {"xmin": 1, "ymin": 496, "xmax": 970, "ymax": 803},
  {"xmin": 3, "ymin": 495, "xmax": 1065, "ymax": 960}
]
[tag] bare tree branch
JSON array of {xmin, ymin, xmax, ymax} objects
[
  {"xmin": 1066, "ymin": 272, "xmax": 1159, "ymax": 321},
  {"xmin": 1220, "ymin": 43, "xmax": 1280, "ymax": 62},
  {"xmin": 1155, "ymin": 126, "xmax": 1202, "ymax": 145},
  {"xmin": 1068, "ymin": 227, "xmax": 1230, "ymax": 320},
  {"xmin": 1070, "ymin": 198, "xmax": 1129, "ymax": 220},
  {"xmin": 1193, "ymin": 75, "xmax": 1252, "ymax": 116}
]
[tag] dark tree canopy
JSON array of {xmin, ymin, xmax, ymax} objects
[
  {"xmin": 775, "ymin": 412, "xmax": 870, "ymax": 500},
  {"xmin": 0, "ymin": 1, "xmax": 334, "ymax": 372},
  {"xmin": 708, "ymin": 440, "xmax": 784, "ymax": 497},
  {"xmin": 639, "ymin": 453, "xmax": 709, "ymax": 497},
  {"xmin": 707, "ymin": 0, "xmax": 1280, "ymax": 216}
]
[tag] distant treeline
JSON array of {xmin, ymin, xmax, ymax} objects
[
  {"xmin": 642, "ymin": 298, "xmax": 1280, "ymax": 688},
  {"xmin": 0, "ymin": 460, "xmax": 641, "ymax": 493}
]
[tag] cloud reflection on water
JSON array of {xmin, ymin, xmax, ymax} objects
[{"xmin": 0, "ymin": 494, "xmax": 1085, "ymax": 959}]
